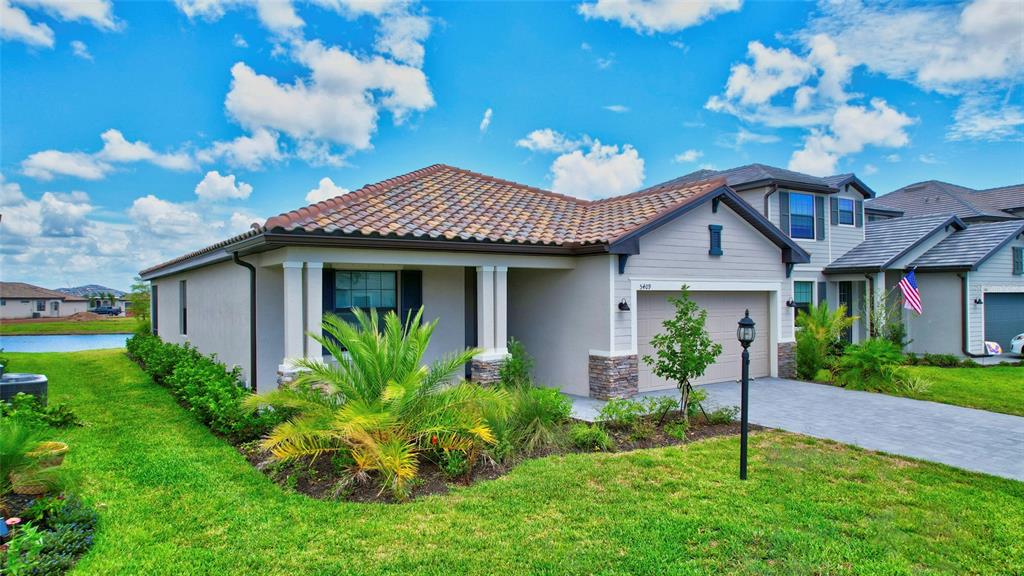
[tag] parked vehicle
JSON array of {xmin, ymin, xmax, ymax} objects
[
  {"xmin": 93, "ymin": 306, "xmax": 122, "ymax": 316},
  {"xmin": 1010, "ymin": 333, "xmax": 1023, "ymax": 356}
]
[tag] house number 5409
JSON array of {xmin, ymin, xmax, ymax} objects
[{"xmin": 639, "ymin": 283, "xmax": 652, "ymax": 290}]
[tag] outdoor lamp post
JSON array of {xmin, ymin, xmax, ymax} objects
[{"xmin": 736, "ymin": 309, "xmax": 756, "ymax": 480}]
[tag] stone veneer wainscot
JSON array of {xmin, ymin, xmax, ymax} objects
[{"xmin": 588, "ymin": 353, "xmax": 639, "ymax": 399}]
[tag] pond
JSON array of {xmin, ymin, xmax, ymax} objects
[{"xmin": 0, "ymin": 333, "xmax": 130, "ymax": 353}]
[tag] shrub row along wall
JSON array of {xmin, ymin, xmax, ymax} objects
[{"xmin": 126, "ymin": 334, "xmax": 281, "ymax": 443}]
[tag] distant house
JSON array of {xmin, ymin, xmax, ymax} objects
[
  {"xmin": 57, "ymin": 285, "xmax": 130, "ymax": 310},
  {"xmin": 0, "ymin": 282, "xmax": 90, "ymax": 319},
  {"xmin": 866, "ymin": 180, "xmax": 1023, "ymax": 223}
]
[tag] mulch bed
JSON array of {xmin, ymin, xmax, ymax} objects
[{"xmin": 237, "ymin": 415, "xmax": 763, "ymax": 504}]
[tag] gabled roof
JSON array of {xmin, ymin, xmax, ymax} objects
[
  {"xmin": 0, "ymin": 282, "xmax": 87, "ymax": 301},
  {"xmin": 664, "ymin": 163, "xmax": 875, "ymax": 197},
  {"xmin": 867, "ymin": 180, "xmax": 1022, "ymax": 221},
  {"xmin": 141, "ymin": 164, "xmax": 809, "ymax": 277},
  {"xmin": 824, "ymin": 214, "xmax": 966, "ymax": 274},
  {"xmin": 910, "ymin": 220, "xmax": 1024, "ymax": 271}
]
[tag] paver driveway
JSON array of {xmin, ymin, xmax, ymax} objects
[{"xmin": 570, "ymin": 377, "xmax": 1024, "ymax": 481}]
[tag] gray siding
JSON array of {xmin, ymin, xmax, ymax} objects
[
  {"xmin": 614, "ymin": 201, "xmax": 792, "ymax": 351},
  {"xmin": 968, "ymin": 237, "xmax": 1024, "ymax": 354},
  {"xmin": 508, "ymin": 255, "xmax": 610, "ymax": 396}
]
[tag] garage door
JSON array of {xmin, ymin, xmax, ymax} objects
[
  {"xmin": 984, "ymin": 293, "xmax": 1024, "ymax": 349},
  {"xmin": 637, "ymin": 291, "xmax": 770, "ymax": 392}
]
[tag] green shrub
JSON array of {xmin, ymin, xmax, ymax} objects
[
  {"xmin": 686, "ymin": 388, "xmax": 708, "ymax": 418},
  {"xmin": 706, "ymin": 406, "xmax": 739, "ymax": 424},
  {"xmin": 641, "ymin": 395, "xmax": 679, "ymax": 424},
  {"xmin": 665, "ymin": 421, "xmax": 688, "ymax": 440},
  {"xmin": 439, "ymin": 451, "xmax": 470, "ymax": 479},
  {"xmin": 126, "ymin": 333, "xmax": 282, "ymax": 443},
  {"xmin": 498, "ymin": 337, "xmax": 534, "ymax": 389},
  {"xmin": 2, "ymin": 495, "xmax": 98, "ymax": 575},
  {"xmin": 834, "ymin": 339, "xmax": 904, "ymax": 391},
  {"xmin": 597, "ymin": 398, "xmax": 644, "ymax": 429},
  {"xmin": 1, "ymin": 393, "xmax": 81, "ymax": 429},
  {"xmin": 795, "ymin": 302, "xmax": 856, "ymax": 381},
  {"xmin": 921, "ymin": 353, "xmax": 963, "ymax": 368},
  {"xmin": 629, "ymin": 419, "xmax": 656, "ymax": 441},
  {"xmin": 569, "ymin": 423, "xmax": 613, "ymax": 451},
  {"xmin": 507, "ymin": 386, "xmax": 571, "ymax": 454}
]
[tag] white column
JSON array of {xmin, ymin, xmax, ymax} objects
[
  {"xmin": 494, "ymin": 266, "xmax": 508, "ymax": 354},
  {"xmin": 282, "ymin": 261, "xmax": 304, "ymax": 367},
  {"xmin": 305, "ymin": 262, "xmax": 324, "ymax": 362},
  {"xmin": 476, "ymin": 266, "xmax": 495, "ymax": 351}
]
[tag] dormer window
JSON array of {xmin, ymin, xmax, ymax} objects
[{"xmin": 837, "ymin": 198, "xmax": 855, "ymax": 225}]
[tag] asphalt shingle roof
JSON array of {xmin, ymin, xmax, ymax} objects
[
  {"xmin": 868, "ymin": 180, "xmax": 1022, "ymax": 220},
  {"xmin": 910, "ymin": 220, "xmax": 1024, "ymax": 270},
  {"xmin": 824, "ymin": 214, "xmax": 964, "ymax": 272},
  {"xmin": 664, "ymin": 163, "xmax": 838, "ymax": 190}
]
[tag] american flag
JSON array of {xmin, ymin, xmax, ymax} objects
[{"xmin": 899, "ymin": 270, "xmax": 923, "ymax": 314}]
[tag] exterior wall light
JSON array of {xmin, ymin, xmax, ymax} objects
[
  {"xmin": 785, "ymin": 300, "xmax": 797, "ymax": 308},
  {"xmin": 973, "ymin": 298, "xmax": 983, "ymax": 305},
  {"xmin": 618, "ymin": 298, "xmax": 631, "ymax": 311}
]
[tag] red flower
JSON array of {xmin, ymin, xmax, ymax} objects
[{"xmin": 430, "ymin": 436, "xmax": 438, "ymax": 445}]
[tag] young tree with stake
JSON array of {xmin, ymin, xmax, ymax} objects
[{"xmin": 642, "ymin": 286, "xmax": 723, "ymax": 422}]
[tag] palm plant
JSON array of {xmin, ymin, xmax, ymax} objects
[
  {"xmin": 247, "ymin": 307, "xmax": 509, "ymax": 500},
  {"xmin": 1, "ymin": 419, "xmax": 41, "ymax": 496},
  {"xmin": 794, "ymin": 302, "xmax": 857, "ymax": 380}
]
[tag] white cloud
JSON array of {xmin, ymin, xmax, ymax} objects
[
  {"xmin": 374, "ymin": 10, "xmax": 431, "ymax": 67},
  {"xmin": 516, "ymin": 128, "xmax": 582, "ymax": 153},
  {"xmin": 673, "ymin": 149, "xmax": 703, "ymax": 163},
  {"xmin": 194, "ymin": 170, "xmax": 253, "ymax": 201},
  {"xmin": 22, "ymin": 150, "xmax": 110, "ymax": 180},
  {"xmin": 479, "ymin": 107, "xmax": 493, "ymax": 133},
  {"xmin": 918, "ymin": 153, "xmax": 939, "ymax": 164},
  {"xmin": 39, "ymin": 191, "xmax": 93, "ymax": 237},
  {"xmin": 604, "ymin": 104, "xmax": 629, "ymax": 113},
  {"xmin": 788, "ymin": 98, "xmax": 914, "ymax": 175},
  {"xmin": 595, "ymin": 55, "xmax": 614, "ymax": 69},
  {"xmin": 715, "ymin": 128, "xmax": 780, "ymax": 150},
  {"xmin": 1, "ymin": 0, "xmax": 53, "ymax": 47},
  {"xmin": 70, "ymin": 39, "xmax": 92, "ymax": 60},
  {"xmin": 578, "ymin": 0, "xmax": 742, "ymax": 34},
  {"xmin": 550, "ymin": 140, "xmax": 645, "ymax": 199},
  {"xmin": 884, "ymin": 153, "xmax": 901, "ymax": 163},
  {"xmin": 22, "ymin": 129, "xmax": 196, "ymax": 181},
  {"xmin": 196, "ymin": 128, "xmax": 284, "ymax": 170},
  {"xmin": 128, "ymin": 194, "xmax": 203, "ymax": 237},
  {"xmin": 863, "ymin": 163, "xmax": 878, "ymax": 175},
  {"xmin": 233, "ymin": 33, "xmax": 248, "ymax": 48},
  {"xmin": 13, "ymin": 0, "xmax": 117, "ymax": 30},
  {"xmin": 805, "ymin": 0, "xmax": 1024, "ymax": 141},
  {"xmin": 719, "ymin": 41, "xmax": 814, "ymax": 106},
  {"xmin": 230, "ymin": 211, "xmax": 260, "ymax": 231},
  {"xmin": 305, "ymin": 177, "xmax": 349, "ymax": 203}
]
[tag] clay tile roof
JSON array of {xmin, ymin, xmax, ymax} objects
[
  {"xmin": 141, "ymin": 164, "xmax": 729, "ymax": 276},
  {"xmin": 263, "ymin": 164, "xmax": 726, "ymax": 246}
]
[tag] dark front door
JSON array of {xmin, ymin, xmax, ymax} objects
[{"xmin": 838, "ymin": 281, "xmax": 854, "ymax": 343}]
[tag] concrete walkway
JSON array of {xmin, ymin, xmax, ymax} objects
[{"xmin": 570, "ymin": 377, "xmax": 1024, "ymax": 481}]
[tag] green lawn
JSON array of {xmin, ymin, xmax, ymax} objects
[
  {"xmin": 9, "ymin": 350, "xmax": 1024, "ymax": 575},
  {"xmin": 0, "ymin": 317, "xmax": 137, "ymax": 335},
  {"xmin": 902, "ymin": 365, "xmax": 1024, "ymax": 416}
]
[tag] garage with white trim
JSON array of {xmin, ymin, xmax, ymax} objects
[{"xmin": 637, "ymin": 290, "xmax": 771, "ymax": 391}]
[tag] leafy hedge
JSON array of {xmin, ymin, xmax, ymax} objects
[{"xmin": 126, "ymin": 334, "xmax": 282, "ymax": 443}]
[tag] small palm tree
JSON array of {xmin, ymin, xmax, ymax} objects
[
  {"xmin": 248, "ymin": 307, "xmax": 508, "ymax": 500},
  {"xmin": 794, "ymin": 302, "xmax": 857, "ymax": 380}
]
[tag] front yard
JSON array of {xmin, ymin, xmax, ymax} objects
[
  {"xmin": 0, "ymin": 317, "xmax": 137, "ymax": 335},
  {"xmin": 8, "ymin": 350, "xmax": 1024, "ymax": 575},
  {"xmin": 901, "ymin": 365, "xmax": 1024, "ymax": 416}
]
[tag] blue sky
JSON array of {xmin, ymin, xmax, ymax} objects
[{"xmin": 2, "ymin": 0, "xmax": 1022, "ymax": 289}]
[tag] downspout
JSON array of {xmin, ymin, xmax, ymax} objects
[
  {"xmin": 232, "ymin": 252, "xmax": 259, "ymax": 391},
  {"xmin": 864, "ymin": 273, "xmax": 875, "ymax": 338},
  {"xmin": 959, "ymin": 272, "xmax": 990, "ymax": 358},
  {"xmin": 763, "ymin": 183, "xmax": 778, "ymax": 219}
]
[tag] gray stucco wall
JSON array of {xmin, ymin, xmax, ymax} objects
[
  {"xmin": 153, "ymin": 260, "xmax": 253, "ymax": 386},
  {"xmin": 508, "ymin": 255, "xmax": 610, "ymax": 396},
  {"xmin": 902, "ymin": 271, "xmax": 963, "ymax": 355},
  {"xmin": 420, "ymin": 266, "xmax": 466, "ymax": 365}
]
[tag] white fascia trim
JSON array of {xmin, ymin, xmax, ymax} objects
[
  {"xmin": 981, "ymin": 285, "xmax": 1024, "ymax": 293},
  {"xmin": 588, "ymin": 349, "xmax": 635, "ymax": 358}
]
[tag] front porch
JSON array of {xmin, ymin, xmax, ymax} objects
[{"xmin": 263, "ymin": 248, "xmax": 580, "ymax": 389}]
